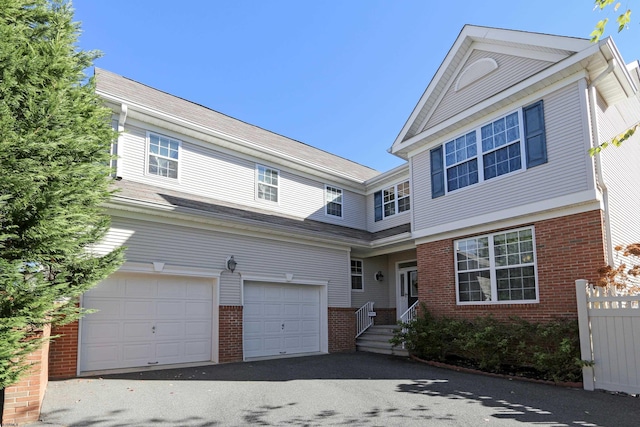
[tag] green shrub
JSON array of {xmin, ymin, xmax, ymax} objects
[{"xmin": 392, "ymin": 308, "xmax": 582, "ymax": 383}]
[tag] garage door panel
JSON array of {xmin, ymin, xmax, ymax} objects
[
  {"xmin": 263, "ymin": 286, "xmax": 282, "ymax": 301},
  {"xmin": 185, "ymin": 301, "xmax": 212, "ymax": 318},
  {"xmin": 263, "ymin": 303, "xmax": 283, "ymax": 317},
  {"xmin": 155, "ymin": 321, "xmax": 184, "ymax": 339},
  {"xmin": 84, "ymin": 300, "xmax": 122, "ymax": 319},
  {"xmin": 82, "ymin": 322, "xmax": 120, "ymax": 344},
  {"xmin": 263, "ymin": 337, "xmax": 281, "ymax": 352},
  {"xmin": 185, "ymin": 321, "xmax": 211, "ymax": 337},
  {"xmin": 83, "ymin": 344, "xmax": 120, "ymax": 366},
  {"xmin": 185, "ymin": 340, "xmax": 210, "ymax": 358},
  {"xmin": 122, "ymin": 343, "xmax": 153, "ymax": 363},
  {"xmin": 81, "ymin": 273, "xmax": 214, "ymax": 372},
  {"xmin": 283, "ymin": 304, "xmax": 301, "ymax": 316},
  {"xmin": 123, "ymin": 300, "xmax": 155, "ymax": 318},
  {"xmin": 122, "ymin": 321, "xmax": 152, "ymax": 340},
  {"xmin": 124, "ymin": 278, "xmax": 156, "ymax": 297},
  {"xmin": 187, "ymin": 282, "xmax": 213, "ymax": 299},
  {"xmin": 244, "ymin": 320, "xmax": 263, "ymax": 335},
  {"xmin": 302, "ymin": 320, "xmax": 320, "ymax": 332},
  {"xmin": 157, "ymin": 281, "xmax": 187, "ymax": 298},
  {"xmin": 157, "ymin": 301, "xmax": 185, "ymax": 318},
  {"xmin": 264, "ymin": 320, "xmax": 283, "ymax": 334}
]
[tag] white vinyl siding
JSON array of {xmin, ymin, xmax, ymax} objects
[
  {"xmin": 597, "ymin": 91, "xmax": 640, "ymax": 274},
  {"xmin": 350, "ymin": 255, "xmax": 393, "ymax": 308},
  {"xmin": 99, "ymin": 215, "xmax": 352, "ymax": 307},
  {"xmin": 412, "ymin": 82, "xmax": 591, "ymax": 232},
  {"xmin": 424, "ymin": 50, "xmax": 554, "ymax": 131},
  {"xmin": 115, "ymin": 120, "xmax": 367, "ymax": 230}
]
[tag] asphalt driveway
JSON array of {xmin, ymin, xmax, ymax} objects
[{"xmin": 38, "ymin": 352, "xmax": 639, "ymax": 426}]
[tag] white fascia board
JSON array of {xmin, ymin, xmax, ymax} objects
[
  {"xmin": 393, "ymin": 42, "xmax": 601, "ymax": 156},
  {"xmin": 97, "ymin": 92, "xmax": 373, "ymax": 188},
  {"xmin": 604, "ymin": 38, "xmax": 638, "ymax": 96},
  {"xmin": 466, "ymin": 26, "xmax": 591, "ymax": 52},
  {"xmin": 412, "ymin": 190, "xmax": 602, "ymax": 244},
  {"xmin": 364, "ymin": 163, "xmax": 410, "ymax": 193},
  {"xmin": 391, "ymin": 28, "xmax": 472, "ymax": 148},
  {"xmin": 104, "ymin": 199, "xmax": 361, "ymax": 252}
]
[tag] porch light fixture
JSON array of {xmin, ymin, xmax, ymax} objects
[
  {"xmin": 374, "ymin": 271, "xmax": 384, "ymax": 282},
  {"xmin": 226, "ymin": 256, "xmax": 237, "ymax": 273}
]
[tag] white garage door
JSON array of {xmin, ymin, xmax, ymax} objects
[
  {"xmin": 80, "ymin": 273, "xmax": 214, "ymax": 372},
  {"xmin": 244, "ymin": 282, "xmax": 321, "ymax": 359}
]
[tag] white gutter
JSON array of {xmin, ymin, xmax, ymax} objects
[
  {"xmin": 588, "ymin": 59, "xmax": 615, "ymax": 266},
  {"xmin": 114, "ymin": 103, "xmax": 128, "ymax": 179}
]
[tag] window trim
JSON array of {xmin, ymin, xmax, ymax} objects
[
  {"xmin": 145, "ymin": 131, "xmax": 181, "ymax": 180},
  {"xmin": 442, "ymin": 109, "xmax": 526, "ymax": 194},
  {"xmin": 255, "ymin": 164, "xmax": 280, "ymax": 203},
  {"xmin": 351, "ymin": 259, "xmax": 364, "ymax": 292},
  {"xmin": 374, "ymin": 180, "xmax": 411, "ymax": 221},
  {"xmin": 454, "ymin": 226, "xmax": 539, "ymax": 306},
  {"xmin": 324, "ymin": 185, "xmax": 344, "ymax": 218}
]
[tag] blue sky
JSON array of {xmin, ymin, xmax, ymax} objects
[{"xmin": 73, "ymin": 0, "xmax": 639, "ymax": 172}]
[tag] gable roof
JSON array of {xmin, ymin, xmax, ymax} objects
[
  {"xmin": 95, "ymin": 68, "xmax": 380, "ymax": 183},
  {"xmin": 390, "ymin": 25, "xmax": 636, "ymax": 158}
]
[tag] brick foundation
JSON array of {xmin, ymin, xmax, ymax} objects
[
  {"xmin": 373, "ymin": 308, "xmax": 397, "ymax": 325},
  {"xmin": 219, "ymin": 305, "xmax": 243, "ymax": 363},
  {"xmin": 417, "ymin": 210, "xmax": 607, "ymax": 321},
  {"xmin": 328, "ymin": 307, "xmax": 356, "ymax": 352},
  {"xmin": 2, "ymin": 325, "xmax": 50, "ymax": 426},
  {"xmin": 48, "ymin": 321, "xmax": 79, "ymax": 379}
]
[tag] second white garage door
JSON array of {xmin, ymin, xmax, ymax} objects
[
  {"xmin": 80, "ymin": 273, "xmax": 214, "ymax": 372},
  {"xmin": 243, "ymin": 282, "xmax": 321, "ymax": 359}
]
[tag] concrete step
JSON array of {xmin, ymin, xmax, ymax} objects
[{"xmin": 356, "ymin": 324, "xmax": 408, "ymax": 357}]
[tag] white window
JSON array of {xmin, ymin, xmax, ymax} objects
[
  {"xmin": 445, "ymin": 110, "xmax": 523, "ymax": 192},
  {"xmin": 351, "ymin": 259, "xmax": 363, "ymax": 291},
  {"xmin": 325, "ymin": 185, "xmax": 343, "ymax": 218},
  {"xmin": 147, "ymin": 132, "xmax": 180, "ymax": 179},
  {"xmin": 455, "ymin": 227, "xmax": 538, "ymax": 304},
  {"xmin": 375, "ymin": 180, "xmax": 410, "ymax": 221},
  {"xmin": 256, "ymin": 164, "xmax": 279, "ymax": 202}
]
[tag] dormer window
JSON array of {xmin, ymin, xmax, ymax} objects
[
  {"xmin": 256, "ymin": 164, "xmax": 279, "ymax": 202},
  {"xmin": 147, "ymin": 132, "xmax": 180, "ymax": 179}
]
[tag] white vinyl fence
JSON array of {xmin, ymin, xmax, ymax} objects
[{"xmin": 576, "ymin": 279, "xmax": 640, "ymax": 394}]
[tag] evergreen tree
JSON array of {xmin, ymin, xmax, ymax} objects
[{"xmin": 0, "ymin": 0, "xmax": 123, "ymax": 388}]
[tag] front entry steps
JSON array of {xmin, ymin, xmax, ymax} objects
[{"xmin": 356, "ymin": 325, "xmax": 409, "ymax": 357}]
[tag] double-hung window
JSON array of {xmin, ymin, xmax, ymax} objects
[
  {"xmin": 256, "ymin": 164, "xmax": 279, "ymax": 202},
  {"xmin": 147, "ymin": 132, "xmax": 180, "ymax": 179},
  {"xmin": 455, "ymin": 227, "xmax": 538, "ymax": 304},
  {"xmin": 374, "ymin": 180, "xmax": 410, "ymax": 221},
  {"xmin": 351, "ymin": 259, "xmax": 363, "ymax": 291},
  {"xmin": 325, "ymin": 186, "xmax": 343, "ymax": 218},
  {"xmin": 431, "ymin": 100, "xmax": 546, "ymax": 198}
]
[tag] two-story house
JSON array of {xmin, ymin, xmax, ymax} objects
[{"xmin": 48, "ymin": 25, "xmax": 640, "ymax": 378}]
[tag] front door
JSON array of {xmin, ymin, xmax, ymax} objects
[{"xmin": 397, "ymin": 262, "xmax": 418, "ymax": 320}]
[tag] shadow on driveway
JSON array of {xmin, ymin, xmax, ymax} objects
[{"xmin": 39, "ymin": 353, "xmax": 639, "ymax": 426}]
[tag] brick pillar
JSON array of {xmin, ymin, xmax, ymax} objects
[
  {"xmin": 328, "ymin": 307, "xmax": 356, "ymax": 352},
  {"xmin": 2, "ymin": 325, "xmax": 50, "ymax": 426},
  {"xmin": 219, "ymin": 305, "xmax": 243, "ymax": 363},
  {"xmin": 48, "ymin": 321, "xmax": 79, "ymax": 379}
]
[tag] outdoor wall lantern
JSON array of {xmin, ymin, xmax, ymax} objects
[
  {"xmin": 226, "ymin": 255, "xmax": 237, "ymax": 273},
  {"xmin": 374, "ymin": 271, "xmax": 384, "ymax": 282}
]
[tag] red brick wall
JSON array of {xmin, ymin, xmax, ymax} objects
[
  {"xmin": 2, "ymin": 325, "xmax": 50, "ymax": 426},
  {"xmin": 373, "ymin": 308, "xmax": 396, "ymax": 326},
  {"xmin": 219, "ymin": 305, "xmax": 243, "ymax": 363},
  {"xmin": 328, "ymin": 307, "xmax": 356, "ymax": 352},
  {"xmin": 417, "ymin": 210, "xmax": 607, "ymax": 321},
  {"xmin": 48, "ymin": 321, "xmax": 79, "ymax": 379}
]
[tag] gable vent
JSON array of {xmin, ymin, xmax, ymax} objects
[{"xmin": 455, "ymin": 57, "xmax": 499, "ymax": 91}]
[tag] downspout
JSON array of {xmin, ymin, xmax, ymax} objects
[
  {"xmin": 587, "ymin": 59, "xmax": 616, "ymax": 266},
  {"xmin": 115, "ymin": 103, "xmax": 128, "ymax": 180}
]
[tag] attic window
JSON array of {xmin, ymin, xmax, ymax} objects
[{"xmin": 455, "ymin": 58, "xmax": 499, "ymax": 92}]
